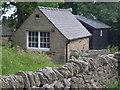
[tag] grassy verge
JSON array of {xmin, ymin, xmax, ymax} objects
[
  {"xmin": 106, "ymin": 78, "xmax": 120, "ymax": 89},
  {"xmin": 107, "ymin": 80, "xmax": 119, "ymax": 88},
  {"xmin": 0, "ymin": 42, "xmax": 61, "ymax": 75}
]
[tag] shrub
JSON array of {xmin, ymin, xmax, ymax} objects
[{"xmin": 107, "ymin": 45, "xmax": 118, "ymax": 54}]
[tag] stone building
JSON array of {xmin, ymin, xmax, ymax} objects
[{"xmin": 12, "ymin": 6, "xmax": 91, "ymax": 63}]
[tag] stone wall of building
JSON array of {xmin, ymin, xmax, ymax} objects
[
  {"xmin": 12, "ymin": 8, "xmax": 68, "ymax": 63},
  {"xmin": 67, "ymin": 38, "xmax": 89, "ymax": 61},
  {"xmin": 0, "ymin": 50, "xmax": 119, "ymax": 89}
]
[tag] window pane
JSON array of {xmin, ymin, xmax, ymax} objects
[
  {"xmin": 32, "ymin": 38, "xmax": 34, "ymax": 42},
  {"xmin": 47, "ymin": 43, "xmax": 50, "ymax": 48},
  {"xmin": 29, "ymin": 32, "xmax": 31, "ymax": 36},
  {"xmin": 46, "ymin": 32, "xmax": 49, "ymax": 37},
  {"xmin": 32, "ymin": 43, "xmax": 34, "ymax": 47},
  {"xmin": 35, "ymin": 43, "xmax": 38, "ymax": 47},
  {"xmin": 32, "ymin": 32, "xmax": 34, "ymax": 36},
  {"xmin": 36, "ymin": 32, "xmax": 38, "ymax": 36},
  {"xmin": 40, "ymin": 32, "xmax": 43, "ymax": 37},
  {"xmin": 44, "ymin": 32, "xmax": 46, "ymax": 37},
  {"xmin": 44, "ymin": 43, "xmax": 46, "ymax": 48},
  {"xmin": 47, "ymin": 38, "xmax": 50, "ymax": 42},
  {"xmin": 29, "ymin": 43, "xmax": 31, "ymax": 47},
  {"xmin": 44, "ymin": 38, "xmax": 46, "ymax": 42},
  {"xmin": 35, "ymin": 38, "xmax": 38, "ymax": 42},
  {"xmin": 40, "ymin": 43, "xmax": 44, "ymax": 48},
  {"xmin": 40, "ymin": 38, "xmax": 44, "ymax": 42},
  {"xmin": 48, "ymin": 32, "xmax": 50, "ymax": 37},
  {"xmin": 39, "ymin": 32, "xmax": 50, "ymax": 48},
  {"xmin": 28, "ymin": 32, "xmax": 39, "ymax": 48},
  {"xmin": 29, "ymin": 37, "xmax": 31, "ymax": 41}
]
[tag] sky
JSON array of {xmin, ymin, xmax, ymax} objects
[{"xmin": 1, "ymin": 6, "xmax": 16, "ymax": 20}]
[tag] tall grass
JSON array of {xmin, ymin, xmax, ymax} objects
[{"xmin": 1, "ymin": 42, "xmax": 61, "ymax": 75}]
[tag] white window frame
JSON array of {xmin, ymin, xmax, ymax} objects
[
  {"xmin": 100, "ymin": 30, "xmax": 103, "ymax": 37},
  {"xmin": 27, "ymin": 31, "xmax": 50, "ymax": 51}
]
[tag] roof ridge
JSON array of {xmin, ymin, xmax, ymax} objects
[{"xmin": 38, "ymin": 6, "xmax": 71, "ymax": 11}]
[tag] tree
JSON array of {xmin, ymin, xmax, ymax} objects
[{"xmin": 2, "ymin": 2, "xmax": 59, "ymax": 29}]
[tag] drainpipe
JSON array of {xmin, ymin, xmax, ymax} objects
[{"xmin": 66, "ymin": 41, "xmax": 70, "ymax": 62}]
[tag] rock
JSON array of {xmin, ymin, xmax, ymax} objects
[
  {"xmin": 62, "ymin": 63, "xmax": 74, "ymax": 77},
  {"xmin": 42, "ymin": 83, "xmax": 54, "ymax": 88},
  {"xmin": 88, "ymin": 61, "xmax": 96, "ymax": 71},
  {"xmin": 33, "ymin": 72, "xmax": 41, "ymax": 87},
  {"xmin": 63, "ymin": 78, "xmax": 71, "ymax": 88},
  {"xmin": 92, "ymin": 82, "xmax": 99, "ymax": 88},
  {"xmin": 57, "ymin": 69, "xmax": 71, "ymax": 79},
  {"xmin": 11, "ymin": 75, "xmax": 24, "ymax": 88},
  {"xmin": 68, "ymin": 60, "xmax": 85, "ymax": 74},
  {"xmin": 37, "ymin": 67, "xmax": 58, "ymax": 83},
  {"xmin": 83, "ymin": 75, "xmax": 92, "ymax": 83},
  {"xmin": 36, "ymin": 72, "xmax": 48, "ymax": 85},
  {"xmin": 26, "ymin": 71, "xmax": 36, "ymax": 87},
  {"xmin": 16, "ymin": 71, "xmax": 41, "ymax": 88},
  {"xmin": 16, "ymin": 71, "xmax": 30, "ymax": 88},
  {"xmin": 71, "ymin": 77, "xmax": 79, "ymax": 83},
  {"xmin": 1, "ymin": 75, "xmax": 14, "ymax": 88},
  {"xmin": 114, "ymin": 52, "xmax": 120, "ymax": 60},
  {"xmin": 54, "ymin": 81, "xmax": 64, "ymax": 88},
  {"xmin": 84, "ymin": 82, "xmax": 92, "ymax": 88},
  {"xmin": 30, "ymin": 86, "xmax": 40, "ymax": 90},
  {"xmin": 57, "ymin": 66, "xmax": 71, "ymax": 78},
  {"xmin": 1, "ymin": 74, "xmax": 24, "ymax": 89},
  {"xmin": 52, "ymin": 68, "xmax": 64, "ymax": 80},
  {"xmin": 71, "ymin": 81, "xmax": 78, "ymax": 88}
]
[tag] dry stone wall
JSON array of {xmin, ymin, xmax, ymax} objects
[{"xmin": 0, "ymin": 50, "xmax": 119, "ymax": 89}]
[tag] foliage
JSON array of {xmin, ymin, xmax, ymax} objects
[
  {"xmin": 106, "ymin": 80, "xmax": 120, "ymax": 89},
  {"xmin": 107, "ymin": 45, "xmax": 118, "ymax": 54},
  {"xmin": 104, "ymin": 77, "xmax": 119, "ymax": 89},
  {"xmin": 1, "ymin": 41, "xmax": 61, "ymax": 75},
  {"xmin": 2, "ymin": 2, "xmax": 60, "ymax": 29}
]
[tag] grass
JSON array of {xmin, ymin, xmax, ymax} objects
[
  {"xmin": 106, "ymin": 78, "xmax": 120, "ymax": 89},
  {"xmin": 107, "ymin": 80, "xmax": 119, "ymax": 88},
  {"xmin": 0, "ymin": 42, "xmax": 61, "ymax": 75}
]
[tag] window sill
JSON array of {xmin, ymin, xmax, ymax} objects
[{"xmin": 27, "ymin": 47, "xmax": 50, "ymax": 51}]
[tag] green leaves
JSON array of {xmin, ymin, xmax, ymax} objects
[{"xmin": 2, "ymin": 2, "xmax": 60, "ymax": 29}]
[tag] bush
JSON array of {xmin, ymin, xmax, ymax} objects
[{"xmin": 107, "ymin": 45, "xmax": 118, "ymax": 54}]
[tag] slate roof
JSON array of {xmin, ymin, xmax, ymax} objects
[
  {"xmin": 38, "ymin": 6, "xmax": 91, "ymax": 41},
  {"xmin": 75, "ymin": 15, "xmax": 111, "ymax": 29}
]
